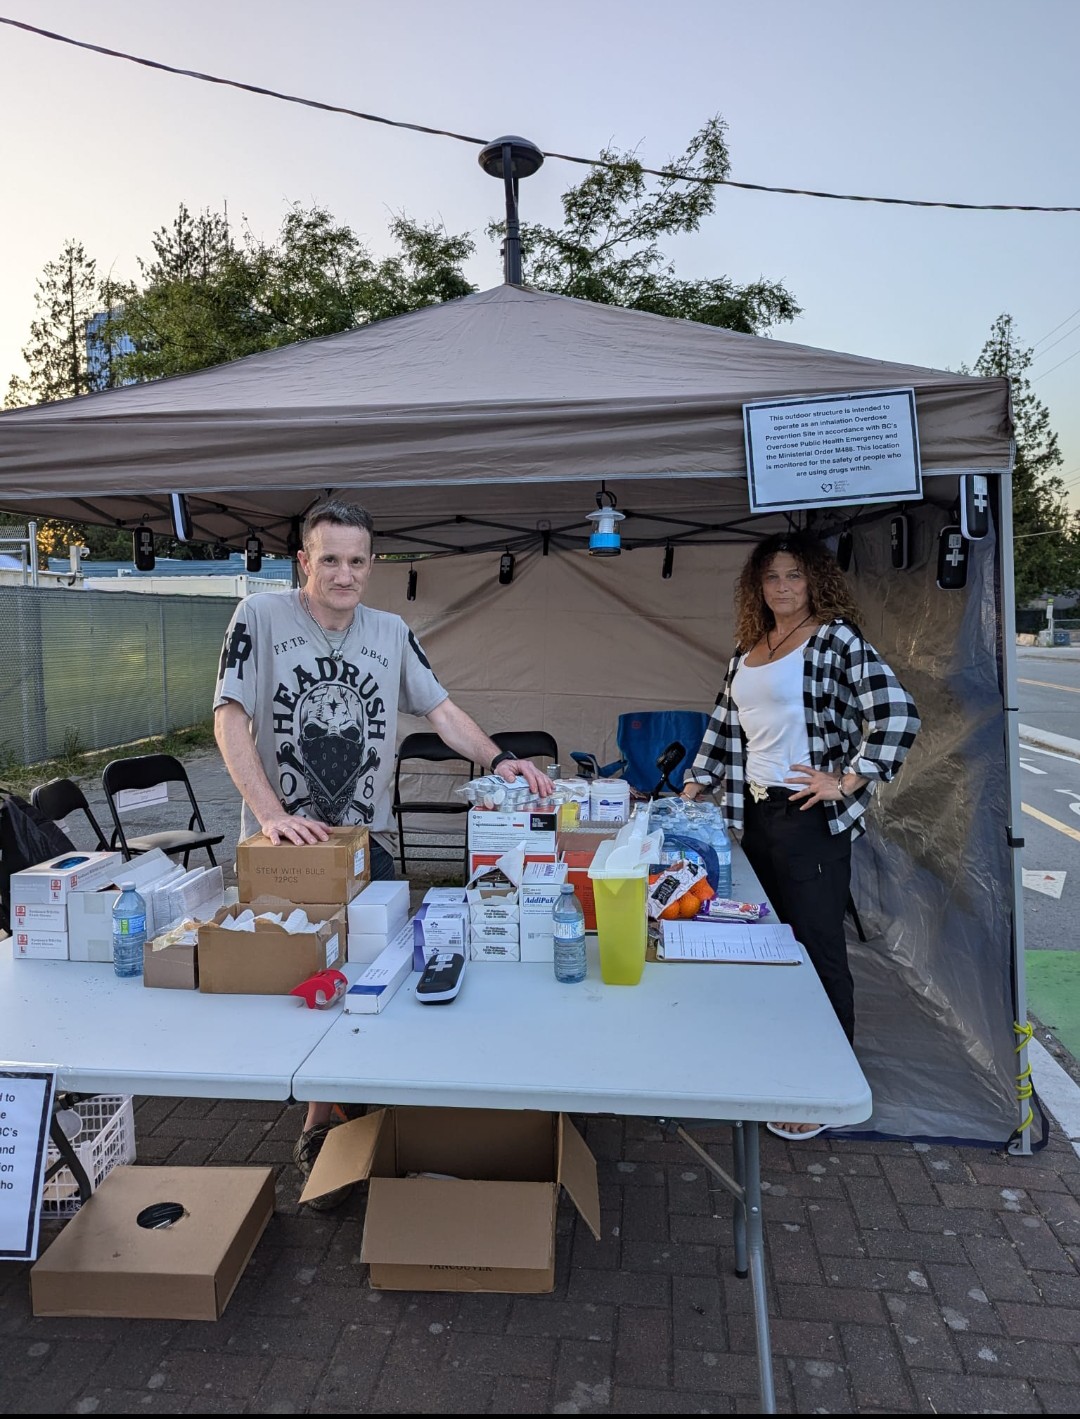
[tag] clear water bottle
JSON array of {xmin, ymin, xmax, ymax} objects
[
  {"xmin": 112, "ymin": 881, "xmax": 147, "ymax": 979},
  {"xmin": 708, "ymin": 813, "xmax": 733, "ymax": 900},
  {"xmin": 552, "ymin": 883, "xmax": 587, "ymax": 984}
]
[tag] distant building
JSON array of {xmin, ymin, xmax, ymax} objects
[{"xmin": 86, "ymin": 310, "xmax": 136, "ymax": 388}]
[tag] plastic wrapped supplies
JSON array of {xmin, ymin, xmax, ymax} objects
[{"xmin": 214, "ymin": 907, "xmax": 329, "ymax": 934}]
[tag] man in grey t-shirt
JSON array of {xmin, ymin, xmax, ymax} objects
[{"xmin": 214, "ymin": 499, "xmax": 553, "ymax": 1207}]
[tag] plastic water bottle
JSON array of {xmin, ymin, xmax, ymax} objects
[
  {"xmin": 112, "ymin": 882, "xmax": 147, "ymax": 979},
  {"xmin": 710, "ymin": 817, "xmax": 733, "ymax": 900},
  {"xmin": 552, "ymin": 883, "xmax": 587, "ymax": 984}
]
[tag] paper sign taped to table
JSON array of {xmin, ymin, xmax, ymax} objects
[{"xmin": 658, "ymin": 921, "xmax": 803, "ymax": 965}]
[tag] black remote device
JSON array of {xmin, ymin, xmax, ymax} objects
[{"xmin": 415, "ymin": 950, "xmax": 467, "ymax": 1004}]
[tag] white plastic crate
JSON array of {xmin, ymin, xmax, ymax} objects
[{"xmin": 41, "ymin": 1094, "xmax": 136, "ymax": 1217}]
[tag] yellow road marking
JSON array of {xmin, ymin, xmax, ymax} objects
[
  {"xmin": 1022, "ymin": 802, "xmax": 1080, "ymax": 843},
  {"xmin": 1019, "ymin": 677, "xmax": 1080, "ymax": 696}
]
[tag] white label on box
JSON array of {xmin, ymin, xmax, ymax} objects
[
  {"xmin": 470, "ymin": 902, "xmax": 519, "ymax": 925},
  {"xmin": 522, "ymin": 861, "xmax": 568, "ymax": 885},
  {"xmin": 325, "ymin": 932, "xmax": 340, "ymax": 967},
  {"xmin": 344, "ymin": 921, "xmax": 414, "ymax": 1013},
  {"xmin": 353, "ymin": 847, "xmax": 366, "ymax": 878},
  {"xmin": 114, "ymin": 783, "xmax": 169, "ymax": 813},
  {"xmin": 471, "ymin": 921, "xmax": 518, "ymax": 944},
  {"xmin": 14, "ymin": 930, "xmax": 68, "ymax": 960},
  {"xmin": 470, "ymin": 936, "xmax": 521, "ymax": 961},
  {"xmin": 13, "ymin": 901, "xmax": 68, "ymax": 932},
  {"xmin": 423, "ymin": 887, "xmax": 467, "ymax": 904}
]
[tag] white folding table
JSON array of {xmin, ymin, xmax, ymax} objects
[
  {"xmin": 2, "ymin": 850, "xmax": 871, "ymax": 1412},
  {"xmin": 294, "ymin": 857, "xmax": 870, "ymax": 1413}
]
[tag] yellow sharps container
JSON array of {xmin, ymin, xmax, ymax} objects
[{"xmin": 588, "ymin": 826, "xmax": 662, "ymax": 986}]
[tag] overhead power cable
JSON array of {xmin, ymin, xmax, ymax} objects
[{"xmin": 2, "ymin": 14, "xmax": 1079, "ymax": 214}]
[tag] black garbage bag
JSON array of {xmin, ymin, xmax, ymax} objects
[{"xmin": 0, "ymin": 792, "xmax": 75, "ymax": 933}]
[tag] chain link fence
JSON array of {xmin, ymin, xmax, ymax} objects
[{"xmin": 0, "ymin": 588, "xmax": 236, "ymax": 767}]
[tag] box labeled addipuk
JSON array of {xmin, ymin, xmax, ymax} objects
[
  {"xmin": 236, "ymin": 826, "xmax": 370, "ymax": 904},
  {"xmin": 519, "ymin": 861, "xmax": 569, "ymax": 963},
  {"xmin": 197, "ymin": 897, "xmax": 346, "ymax": 994},
  {"xmin": 30, "ymin": 1164, "xmax": 274, "ymax": 1320},
  {"xmin": 300, "ymin": 1107, "xmax": 600, "ymax": 1293},
  {"xmin": 10, "ymin": 850, "xmax": 123, "ymax": 905}
]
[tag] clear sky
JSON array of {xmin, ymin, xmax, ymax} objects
[{"xmin": 1, "ymin": 0, "xmax": 1077, "ymax": 506}]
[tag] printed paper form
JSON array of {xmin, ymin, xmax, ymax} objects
[{"xmin": 659, "ymin": 920, "xmax": 803, "ymax": 964}]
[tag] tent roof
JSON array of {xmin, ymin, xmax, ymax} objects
[{"xmin": 0, "ymin": 284, "xmax": 1012, "ymax": 555}]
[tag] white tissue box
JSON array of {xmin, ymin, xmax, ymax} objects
[{"xmin": 348, "ymin": 880, "xmax": 411, "ymax": 937}]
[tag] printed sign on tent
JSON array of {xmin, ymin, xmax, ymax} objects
[
  {"xmin": 743, "ymin": 388, "xmax": 922, "ymax": 514},
  {"xmin": 0, "ymin": 1067, "xmax": 56, "ymax": 1262}
]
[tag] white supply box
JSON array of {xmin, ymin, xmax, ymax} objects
[
  {"xmin": 12, "ymin": 899, "xmax": 68, "ymax": 932},
  {"xmin": 163, "ymin": 865, "xmax": 225, "ymax": 929},
  {"xmin": 13, "ymin": 927, "xmax": 69, "ymax": 960},
  {"xmin": 466, "ymin": 808, "xmax": 558, "ymax": 864},
  {"xmin": 10, "ymin": 850, "xmax": 123, "ymax": 905},
  {"xmin": 519, "ymin": 861, "xmax": 569, "ymax": 963},
  {"xmin": 470, "ymin": 921, "xmax": 521, "ymax": 961},
  {"xmin": 65, "ymin": 850, "xmax": 182, "ymax": 962},
  {"xmin": 466, "ymin": 869, "xmax": 519, "ymax": 928},
  {"xmin": 348, "ymin": 880, "xmax": 411, "ymax": 937},
  {"xmin": 343, "ymin": 920, "xmax": 415, "ymax": 1014},
  {"xmin": 412, "ymin": 902, "xmax": 469, "ymax": 970},
  {"xmin": 422, "ymin": 886, "xmax": 467, "ymax": 906}
]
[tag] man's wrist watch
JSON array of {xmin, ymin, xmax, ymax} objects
[{"xmin": 490, "ymin": 750, "xmax": 515, "ymax": 771}]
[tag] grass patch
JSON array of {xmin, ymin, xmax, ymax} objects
[{"xmin": 0, "ymin": 719, "xmax": 217, "ymax": 798}]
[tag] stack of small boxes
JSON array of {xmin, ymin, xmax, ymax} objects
[{"xmin": 10, "ymin": 851, "xmax": 123, "ymax": 960}]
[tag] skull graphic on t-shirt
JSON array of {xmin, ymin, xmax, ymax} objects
[{"xmin": 297, "ymin": 682, "xmax": 370, "ymax": 823}]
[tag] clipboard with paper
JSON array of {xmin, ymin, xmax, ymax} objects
[{"xmin": 658, "ymin": 920, "xmax": 804, "ymax": 965}]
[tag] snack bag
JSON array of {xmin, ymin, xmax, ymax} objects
[{"xmin": 647, "ymin": 859, "xmax": 716, "ymax": 921}]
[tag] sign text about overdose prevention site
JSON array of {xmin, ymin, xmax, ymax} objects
[{"xmin": 744, "ymin": 388, "xmax": 922, "ymax": 514}]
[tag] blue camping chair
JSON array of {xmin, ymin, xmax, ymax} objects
[{"xmin": 571, "ymin": 710, "xmax": 711, "ymax": 798}]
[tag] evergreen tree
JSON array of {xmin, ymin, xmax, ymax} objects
[
  {"xmin": 5, "ymin": 240, "xmax": 101, "ymax": 406},
  {"xmin": 972, "ymin": 314, "xmax": 1080, "ymax": 606}
]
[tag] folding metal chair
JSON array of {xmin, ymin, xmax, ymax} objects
[
  {"xmin": 490, "ymin": 730, "xmax": 559, "ymax": 768},
  {"xmin": 391, "ymin": 732, "xmax": 476, "ymax": 877},
  {"xmin": 30, "ymin": 777, "xmax": 111, "ymax": 852},
  {"xmin": 101, "ymin": 754, "xmax": 223, "ymax": 866}
]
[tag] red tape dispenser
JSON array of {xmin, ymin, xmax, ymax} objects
[{"xmin": 290, "ymin": 968, "xmax": 348, "ymax": 1009}]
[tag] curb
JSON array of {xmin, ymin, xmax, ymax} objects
[
  {"xmin": 1029, "ymin": 1038, "xmax": 1080, "ymax": 1161},
  {"xmin": 1018, "ymin": 724, "xmax": 1080, "ymax": 760}
]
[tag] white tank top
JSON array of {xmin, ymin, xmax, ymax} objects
[{"xmin": 731, "ymin": 650, "xmax": 811, "ymax": 788}]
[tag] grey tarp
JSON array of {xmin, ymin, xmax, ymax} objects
[
  {"xmin": 0, "ymin": 284, "xmax": 1010, "ymax": 552},
  {"xmin": 0, "ymin": 285, "xmax": 1023, "ymax": 1146}
]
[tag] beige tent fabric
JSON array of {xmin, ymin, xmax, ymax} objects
[{"xmin": 0, "ymin": 286, "xmax": 1012, "ymax": 554}]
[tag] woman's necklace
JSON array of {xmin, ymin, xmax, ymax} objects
[
  {"xmin": 765, "ymin": 614, "xmax": 813, "ymax": 661},
  {"xmin": 300, "ymin": 591, "xmax": 354, "ymax": 662}
]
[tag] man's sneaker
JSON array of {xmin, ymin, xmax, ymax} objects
[{"xmin": 293, "ymin": 1124, "xmax": 354, "ymax": 1211}]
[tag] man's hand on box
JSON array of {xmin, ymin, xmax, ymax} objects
[
  {"xmin": 495, "ymin": 759, "xmax": 554, "ymax": 796},
  {"xmin": 260, "ymin": 813, "xmax": 332, "ymax": 846}
]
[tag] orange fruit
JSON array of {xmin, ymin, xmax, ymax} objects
[
  {"xmin": 690, "ymin": 879, "xmax": 716, "ymax": 902},
  {"xmin": 659, "ymin": 900, "xmax": 682, "ymax": 920},
  {"xmin": 679, "ymin": 893, "xmax": 701, "ymax": 918}
]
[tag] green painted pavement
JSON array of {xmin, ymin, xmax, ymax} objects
[{"xmin": 1027, "ymin": 950, "xmax": 1080, "ymax": 1061}]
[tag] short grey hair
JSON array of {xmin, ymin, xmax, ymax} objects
[{"xmin": 301, "ymin": 500, "xmax": 375, "ymax": 549}]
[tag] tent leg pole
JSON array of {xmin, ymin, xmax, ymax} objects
[{"xmin": 997, "ymin": 465, "xmax": 1032, "ymax": 1156}]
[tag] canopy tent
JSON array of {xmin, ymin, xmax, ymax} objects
[{"xmin": 0, "ymin": 285, "xmax": 1029, "ymax": 1150}]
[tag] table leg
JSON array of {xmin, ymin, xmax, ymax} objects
[{"xmin": 673, "ymin": 1121, "xmax": 777, "ymax": 1415}]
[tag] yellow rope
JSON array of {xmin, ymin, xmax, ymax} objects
[{"xmin": 1013, "ymin": 1022, "xmax": 1035, "ymax": 1131}]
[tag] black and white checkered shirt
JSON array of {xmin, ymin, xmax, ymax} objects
[{"xmin": 689, "ymin": 619, "xmax": 920, "ymax": 838}]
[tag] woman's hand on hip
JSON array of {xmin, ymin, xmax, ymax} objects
[{"xmin": 785, "ymin": 763, "xmax": 844, "ymax": 809}]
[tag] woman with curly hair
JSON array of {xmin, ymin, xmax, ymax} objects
[{"xmin": 684, "ymin": 530, "xmax": 920, "ymax": 1140}]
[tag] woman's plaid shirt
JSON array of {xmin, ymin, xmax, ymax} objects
[{"xmin": 689, "ymin": 619, "xmax": 920, "ymax": 838}]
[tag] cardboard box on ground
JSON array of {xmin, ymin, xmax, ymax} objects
[
  {"xmin": 30, "ymin": 1164, "xmax": 275, "ymax": 1320},
  {"xmin": 300, "ymin": 1106, "xmax": 601, "ymax": 1293}
]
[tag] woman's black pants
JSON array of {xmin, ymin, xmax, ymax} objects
[{"xmin": 740, "ymin": 792, "xmax": 855, "ymax": 1043}]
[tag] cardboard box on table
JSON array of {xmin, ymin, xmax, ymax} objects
[
  {"xmin": 236, "ymin": 825, "xmax": 370, "ymax": 905},
  {"xmin": 557, "ymin": 826, "xmax": 621, "ymax": 931},
  {"xmin": 30, "ymin": 1164, "xmax": 274, "ymax": 1320},
  {"xmin": 197, "ymin": 897, "xmax": 346, "ymax": 994},
  {"xmin": 143, "ymin": 938, "xmax": 199, "ymax": 990},
  {"xmin": 300, "ymin": 1107, "xmax": 600, "ymax": 1293}
]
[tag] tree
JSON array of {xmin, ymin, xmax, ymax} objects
[
  {"xmin": 972, "ymin": 314, "xmax": 1080, "ymax": 606},
  {"xmin": 500, "ymin": 117, "xmax": 800, "ymax": 334},
  {"xmin": 6, "ymin": 240, "xmax": 101, "ymax": 406},
  {"xmin": 113, "ymin": 204, "xmax": 476, "ymax": 381}
]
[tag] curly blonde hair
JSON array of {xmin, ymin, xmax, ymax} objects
[{"xmin": 734, "ymin": 531, "xmax": 860, "ymax": 650}]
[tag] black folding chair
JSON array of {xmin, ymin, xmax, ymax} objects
[
  {"xmin": 490, "ymin": 730, "xmax": 559, "ymax": 768},
  {"xmin": 391, "ymin": 732, "xmax": 476, "ymax": 877},
  {"xmin": 30, "ymin": 777, "xmax": 111, "ymax": 852},
  {"xmin": 101, "ymin": 754, "xmax": 223, "ymax": 866}
]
